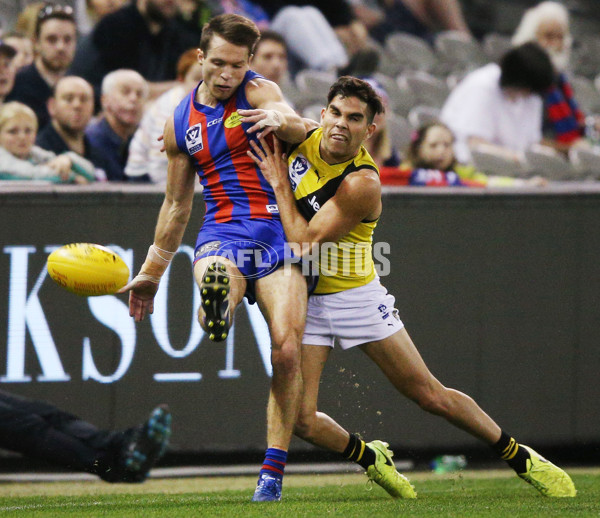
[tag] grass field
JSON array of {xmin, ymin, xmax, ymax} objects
[{"xmin": 0, "ymin": 468, "xmax": 599, "ymax": 517}]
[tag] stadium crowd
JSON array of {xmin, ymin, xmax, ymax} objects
[{"xmin": 0, "ymin": 0, "xmax": 599, "ymax": 186}]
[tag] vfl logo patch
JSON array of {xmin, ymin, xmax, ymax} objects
[
  {"xmin": 289, "ymin": 154, "xmax": 310, "ymax": 191},
  {"xmin": 224, "ymin": 112, "xmax": 242, "ymax": 128},
  {"xmin": 186, "ymin": 123, "xmax": 203, "ymax": 154}
]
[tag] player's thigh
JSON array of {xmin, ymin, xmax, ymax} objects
[
  {"xmin": 193, "ymin": 255, "xmax": 246, "ymax": 308},
  {"xmin": 254, "ymin": 265, "xmax": 307, "ymax": 347},
  {"xmin": 359, "ymin": 328, "xmax": 442, "ymax": 398}
]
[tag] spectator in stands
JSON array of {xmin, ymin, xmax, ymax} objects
[
  {"xmin": 253, "ymin": 1, "xmax": 367, "ymax": 72},
  {"xmin": 0, "ymin": 41, "xmax": 17, "ymax": 106},
  {"xmin": 174, "ymin": 0, "xmax": 214, "ymax": 40},
  {"xmin": 251, "ymin": 30, "xmax": 288, "ymax": 84},
  {"xmin": 350, "ymin": 0, "xmax": 471, "ymax": 43},
  {"xmin": 2, "ymin": 32, "xmax": 34, "ymax": 71},
  {"xmin": 86, "ymin": 69, "xmax": 149, "ymax": 181},
  {"xmin": 125, "ymin": 48, "xmax": 202, "ymax": 183},
  {"xmin": 208, "ymin": 0, "xmax": 270, "ymax": 29},
  {"xmin": 77, "ymin": 0, "xmax": 130, "ymax": 34},
  {"xmin": 388, "ymin": 120, "xmax": 546, "ymax": 186},
  {"xmin": 7, "ymin": 4, "xmax": 77, "ymax": 130},
  {"xmin": 440, "ymin": 43, "xmax": 554, "ymax": 165},
  {"xmin": 0, "ymin": 101, "xmax": 95, "ymax": 183},
  {"xmin": 511, "ymin": 1, "xmax": 595, "ymax": 152},
  {"xmin": 36, "ymin": 76, "xmax": 108, "ymax": 179},
  {"xmin": 72, "ymin": 0, "xmax": 198, "ymax": 99},
  {"xmin": 13, "ymin": 2, "xmax": 45, "ymax": 40}
]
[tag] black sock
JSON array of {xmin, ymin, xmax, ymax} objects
[
  {"xmin": 492, "ymin": 431, "xmax": 530, "ymax": 474},
  {"xmin": 342, "ymin": 433, "xmax": 376, "ymax": 470}
]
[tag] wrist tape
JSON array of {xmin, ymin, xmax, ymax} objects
[
  {"xmin": 257, "ymin": 110, "xmax": 282, "ymax": 130},
  {"xmin": 138, "ymin": 244, "xmax": 176, "ymax": 284}
]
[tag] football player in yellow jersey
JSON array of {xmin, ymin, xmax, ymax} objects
[{"xmin": 249, "ymin": 76, "xmax": 576, "ymax": 499}]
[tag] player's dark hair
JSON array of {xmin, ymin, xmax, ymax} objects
[
  {"xmin": 255, "ymin": 29, "xmax": 288, "ymax": 53},
  {"xmin": 200, "ymin": 14, "xmax": 260, "ymax": 57},
  {"xmin": 327, "ymin": 76, "xmax": 384, "ymax": 123},
  {"xmin": 499, "ymin": 42, "xmax": 554, "ymax": 95}
]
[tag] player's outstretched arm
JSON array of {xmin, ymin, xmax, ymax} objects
[
  {"xmin": 239, "ymin": 79, "xmax": 306, "ymax": 143},
  {"xmin": 119, "ymin": 117, "xmax": 196, "ymax": 322}
]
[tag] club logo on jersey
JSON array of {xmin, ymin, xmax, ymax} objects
[
  {"xmin": 224, "ymin": 112, "xmax": 243, "ymax": 129},
  {"xmin": 289, "ymin": 154, "xmax": 310, "ymax": 191},
  {"xmin": 185, "ymin": 123, "xmax": 203, "ymax": 154}
]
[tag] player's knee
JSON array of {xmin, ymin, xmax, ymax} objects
[
  {"xmin": 414, "ymin": 386, "xmax": 451, "ymax": 416},
  {"xmin": 294, "ymin": 410, "xmax": 316, "ymax": 440},
  {"xmin": 271, "ymin": 340, "xmax": 301, "ymax": 377}
]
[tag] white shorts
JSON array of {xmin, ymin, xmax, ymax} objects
[{"xmin": 303, "ymin": 278, "xmax": 405, "ymax": 349}]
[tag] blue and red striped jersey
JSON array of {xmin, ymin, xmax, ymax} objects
[{"xmin": 173, "ymin": 70, "xmax": 279, "ymax": 224}]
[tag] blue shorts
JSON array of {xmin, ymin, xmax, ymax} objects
[{"xmin": 194, "ymin": 218, "xmax": 295, "ymax": 303}]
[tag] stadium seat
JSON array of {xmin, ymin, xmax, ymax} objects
[
  {"xmin": 434, "ymin": 31, "xmax": 488, "ymax": 73},
  {"xmin": 572, "ymin": 35, "xmax": 600, "ymax": 79},
  {"xmin": 372, "ymin": 72, "xmax": 416, "ymax": 117},
  {"xmin": 482, "ymin": 32, "xmax": 513, "ymax": 62},
  {"xmin": 570, "ymin": 75, "xmax": 600, "ymax": 114},
  {"xmin": 384, "ymin": 32, "xmax": 438, "ymax": 74},
  {"xmin": 386, "ymin": 113, "xmax": 413, "ymax": 152},
  {"xmin": 525, "ymin": 144, "xmax": 579, "ymax": 180},
  {"xmin": 407, "ymin": 105, "xmax": 441, "ymax": 129},
  {"xmin": 302, "ymin": 103, "xmax": 324, "ymax": 122},
  {"xmin": 470, "ymin": 147, "xmax": 528, "ymax": 177},
  {"xmin": 398, "ymin": 71, "xmax": 449, "ymax": 108},
  {"xmin": 569, "ymin": 146, "xmax": 600, "ymax": 179},
  {"xmin": 295, "ymin": 69, "xmax": 337, "ymax": 105}
]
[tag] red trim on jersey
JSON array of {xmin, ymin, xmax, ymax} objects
[
  {"xmin": 223, "ymin": 97, "xmax": 271, "ymax": 219},
  {"xmin": 188, "ymin": 98, "xmax": 233, "ymax": 223}
]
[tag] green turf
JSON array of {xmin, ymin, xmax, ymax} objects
[{"xmin": 0, "ymin": 470, "xmax": 598, "ymax": 517}]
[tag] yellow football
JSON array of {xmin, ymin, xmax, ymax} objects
[{"xmin": 47, "ymin": 243, "xmax": 129, "ymax": 296}]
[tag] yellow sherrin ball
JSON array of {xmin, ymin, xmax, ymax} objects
[{"xmin": 47, "ymin": 243, "xmax": 129, "ymax": 296}]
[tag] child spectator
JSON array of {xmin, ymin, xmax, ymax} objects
[
  {"xmin": 383, "ymin": 121, "xmax": 545, "ymax": 187},
  {"xmin": 0, "ymin": 101, "xmax": 95, "ymax": 183}
]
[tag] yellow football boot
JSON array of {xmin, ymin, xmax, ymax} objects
[
  {"xmin": 366, "ymin": 440, "xmax": 417, "ymax": 499},
  {"xmin": 518, "ymin": 445, "xmax": 576, "ymax": 497}
]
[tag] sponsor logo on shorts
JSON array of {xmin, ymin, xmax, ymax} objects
[
  {"xmin": 196, "ymin": 241, "xmax": 222, "ymax": 257},
  {"xmin": 378, "ymin": 303, "xmax": 390, "ymax": 320},
  {"xmin": 185, "ymin": 123, "xmax": 204, "ymax": 154}
]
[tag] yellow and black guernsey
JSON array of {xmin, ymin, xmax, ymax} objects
[{"xmin": 287, "ymin": 127, "xmax": 380, "ymax": 294}]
